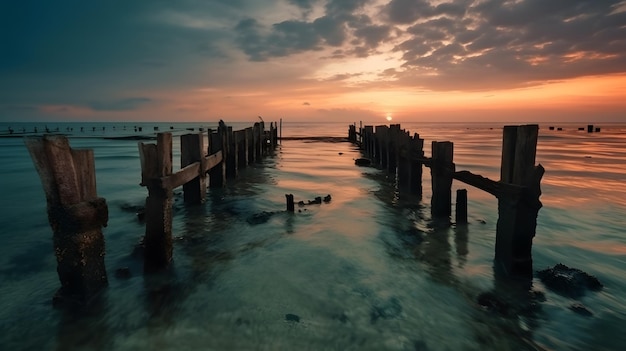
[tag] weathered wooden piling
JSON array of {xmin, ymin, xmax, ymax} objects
[
  {"xmin": 136, "ymin": 122, "xmax": 275, "ymax": 271},
  {"xmin": 225, "ymin": 126, "xmax": 237, "ymax": 178},
  {"xmin": 209, "ymin": 129, "xmax": 226, "ymax": 188},
  {"xmin": 246, "ymin": 127, "xmax": 255, "ymax": 164},
  {"xmin": 495, "ymin": 124, "xmax": 543, "ymax": 276},
  {"xmin": 25, "ymin": 135, "xmax": 108, "ymax": 302},
  {"xmin": 236, "ymin": 129, "xmax": 248, "ymax": 169},
  {"xmin": 253, "ymin": 122, "xmax": 262, "ymax": 161},
  {"xmin": 348, "ymin": 125, "xmax": 357, "ymax": 143},
  {"xmin": 181, "ymin": 133, "xmax": 206, "ymax": 204},
  {"xmin": 139, "ymin": 133, "xmax": 174, "ymax": 271},
  {"xmin": 431, "ymin": 141, "xmax": 454, "ymax": 217}
]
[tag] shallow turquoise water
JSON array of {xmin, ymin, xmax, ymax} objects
[{"xmin": 0, "ymin": 121, "xmax": 624, "ymax": 350}]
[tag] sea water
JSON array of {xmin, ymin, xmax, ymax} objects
[{"xmin": 0, "ymin": 121, "xmax": 625, "ymax": 350}]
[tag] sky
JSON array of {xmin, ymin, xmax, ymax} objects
[{"xmin": 1, "ymin": 0, "xmax": 625, "ymax": 123}]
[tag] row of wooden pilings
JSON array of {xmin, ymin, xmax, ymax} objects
[
  {"xmin": 26, "ymin": 121, "xmax": 278, "ymax": 304},
  {"xmin": 348, "ymin": 123, "xmax": 544, "ymax": 277}
]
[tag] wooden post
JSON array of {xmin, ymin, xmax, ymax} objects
[
  {"xmin": 139, "ymin": 133, "xmax": 173, "ymax": 271},
  {"xmin": 225, "ymin": 126, "xmax": 237, "ymax": 179},
  {"xmin": 209, "ymin": 129, "xmax": 225, "ymax": 187},
  {"xmin": 279, "ymin": 118, "xmax": 282, "ymax": 145},
  {"xmin": 253, "ymin": 122, "xmax": 262, "ymax": 161},
  {"xmin": 235, "ymin": 129, "xmax": 247, "ymax": 169},
  {"xmin": 25, "ymin": 135, "xmax": 108, "ymax": 302},
  {"xmin": 495, "ymin": 124, "xmax": 543, "ymax": 276},
  {"xmin": 397, "ymin": 131, "xmax": 411, "ymax": 190},
  {"xmin": 348, "ymin": 125, "xmax": 356, "ymax": 142},
  {"xmin": 387, "ymin": 124, "xmax": 401, "ymax": 174},
  {"xmin": 363, "ymin": 126, "xmax": 374, "ymax": 156},
  {"xmin": 455, "ymin": 189, "xmax": 468, "ymax": 224},
  {"xmin": 270, "ymin": 122, "xmax": 277, "ymax": 150},
  {"xmin": 181, "ymin": 133, "xmax": 206, "ymax": 204},
  {"xmin": 286, "ymin": 194, "xmax": 295, "ymax": 212},
  {"xmin": 431, "ymin": 141, "xmax": 454, "ymax": 217},
  {"xmin": 259, "ymin": 121, "xmax": 266, "ymax": 157},
  {"xmin": 376, "ymin": 125, "xmax": 388, "ymax": 168},
  {"xmin": 246, "ymin": 127, "xmax": 254, "ymax": 164},
  {"xmin": 410, "ymin": 133, "xmax": 424, "ymax": 196}
]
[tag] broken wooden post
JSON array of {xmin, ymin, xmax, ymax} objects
[
  {"xmin": 455, "ymin": 189, "xmax": 468, "ymax": 224},
  {"xmin": 25, "ymin": 135, "xmax": 109, "ymax": 303},
  {"xmin": 496, "ymin": 124, "xmax": 543, "ymax": 276},
  {"xmin": 431, "ymin": 141, "xmax": 454, "ymax": 217},
  {"xmin": 181, "ymin": 132, "xmax": 206, "ymax": 204},
  {"xmin": 209, "ymin": 128, "xmax": 226, "ymax": 187},
  {"xmin": 286, "ymin": 194, "xmax": 295, "ymax": 212}
]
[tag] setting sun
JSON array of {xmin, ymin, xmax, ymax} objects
[{"xmin": 386, "ymin": 114, "xmax": 392, "ymax": 121}]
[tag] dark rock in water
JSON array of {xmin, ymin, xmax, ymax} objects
[
  {"xmin": 477, "ymin": 292, "xmax": 510, "ymax": 316},
  {"xmin": 297, "ymin": 201, "xmax": 305, "ymax": 206},
  {"xmin": 370, "ymin": 297, "xmax": 402, "ymax": 323},
  {"xmin": 115, "ymin": 267, "xmax": 131, "ymax": 279},
  {"xmin": 308, "ymin": 196, "xmax": 322, "ymax": 205},
  {"xmin": 247, "ymin": 211, "xmax": 278, "ymax": 225},
  {"xmin": 285, "ymin": 313, "xmax": 300, "ymax": 322},
  {"xmin": 537, "ymin": 263, "xmax": 603, "ymax": 298},
  {"xmin": 569, "ymin": 303, "xmax": 593, "ymax": 317},
  {"xmin": 323, "ymin": 194, "xmax": 332, "ymax": 203},
  {"xmin": 355, "ymin": 158, "xmax": 371, "ymax": 166}
]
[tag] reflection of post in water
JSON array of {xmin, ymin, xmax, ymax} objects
[
  {"xmin": 421, "ymin": 219, "xmax": 454, "ymax": 285},
  {"xmin": 143, "ymin": 270, "xmax": 181, "ymax": 327},
  {"xmin": 56, "ymin": 297, "xmax": 110, "ymax": 351},
  {"xmin": 471, "ymin": 272, "xmax": 542, "ymax": 348},
  {"xmin": 454, "ymin": 224, "xmax": 469, "ymax": 268}
]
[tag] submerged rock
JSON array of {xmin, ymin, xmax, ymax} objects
[
  {"xmin": 285, "ymin": 313, "xmax": 300, "ymax": 322},
  {"xmin": 537, "ymin": 263, "xmax": 603, "ymax": 298}
]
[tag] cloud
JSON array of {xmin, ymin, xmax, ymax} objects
[
  {"xmin": 1, "ymin": 0, "xmax": 625, "ymax": 122},
  {"xmin": 303, "ymin": 102, "xmax": 311, "ymax": 105},
  {"xmin": 386, "ymin": 0, "xmax": 626, "ymax": 90}
]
